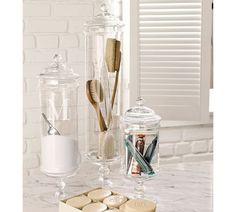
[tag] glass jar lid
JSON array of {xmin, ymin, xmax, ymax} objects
[
  {"xmin": 123, "ymin": 97, "xmax": 162, "ymax": 127},
  {"xmin": 39, "ymin": 54, "xmax": 79, "ymax": 86},
  {"xmin": 84, "ymin": 3, "xmax": 124, "ymax": 30}
]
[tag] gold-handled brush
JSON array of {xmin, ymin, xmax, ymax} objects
[
  {"xmin": 86, "ymin": 79, "xmax": 107, "ymax": 132},
  {"xmin": 105, "ymin": 38, "xmax": 121, "ymax": 73},
  {"xmin": 105, "ymin": 38, "xmax": 121, "ymax": 127}
]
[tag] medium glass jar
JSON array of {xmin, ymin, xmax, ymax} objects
[
  {"xmin": 84, "ymin": 1, "xmax": 124, "ymax": 186},
  {"xmin": 39, "ymin": 54, "xmax": 80, "ymax": 177},
  {"xmin": 121, "ymin": 97, "xmax": 161, "ymax": 198}
]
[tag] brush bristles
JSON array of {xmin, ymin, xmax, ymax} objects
[
  {"xmin": 106, "ymin": 38, "xmax": 120, "ymax": 72},
  {"xmin": 89, "ymin": 80, "xmax": 104, "ymax": 103}
]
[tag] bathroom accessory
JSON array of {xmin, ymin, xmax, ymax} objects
[
  {"xmin": 39, "ymin": 54, "xmax": 80, "ymax": 203},
  {"xmin": 105, "ymin": 38, "xmax": 122, "ymax": 127},
  {"xmin": 84, "ymin": 1, "xmax": 124, "ymax": 187},
  {"xmin": 59, "ymin": 187, "xmax": 157, "ymax": 212},
  {"xmin": 41, "ymin": 113, "xmax": 60, "ymax": 135},
  {"xmin": 125, "ymin": 138, "xmax": 155, "ymax": 176},
  {"xmin": 121, "ymin": 97, "xmax": 161, "ymax": 198},
  {"xmin": 86, "ymin": 79, "xmax": 107, "ymax": 132},
  {"xmin": 144, "ymin": 136, "xmax": 158, "ymax": 164}
]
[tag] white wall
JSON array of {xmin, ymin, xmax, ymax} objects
[{"xmin": 23, "ymin": 0, "xmax": 213, "ymax": 177}]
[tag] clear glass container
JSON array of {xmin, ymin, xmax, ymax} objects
[
  {"xmin": 39, "ymin": 54, "xmax": 80, "ymax": 202},
  {"xmin": 121, "ymin": 97, "xmax": 161, "ymax": 198},
  {"xmin": 84, "ymin": 1, "xmax": 124, "ymax": 186}
]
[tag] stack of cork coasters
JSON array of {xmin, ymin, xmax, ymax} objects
[{"xmin": 59, "ymin": 187, "xmax": 157, "ymax": 212}]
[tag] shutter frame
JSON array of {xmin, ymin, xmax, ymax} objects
[{"xmin": 126, "ymin": 0, "xmax": 212, "ymax": 121}]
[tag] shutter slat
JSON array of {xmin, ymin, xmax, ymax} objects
[
  {"xmin": 142, "ymin": 89, "xmax": 200, "ymax": 96},
  {"xmin": 141, "ymin": 44, "xmax": 200, "ymax": 50},
  {"xmin": 140, "ymin": 26, "xmax": 200, "ymax": 32},
  {"xmin": 141, "ymin": 72, "xmax": 200, "ymax": 78},
  {"xmin": 140, "ymin": 10, "xmax": 201, "ymax": 16},
  {"xmin": 143, "ymin": 96, "xmax": 200, "ymax": 104},
  {"xmin": 140, "ymin": 15, "xmax": 201, "ymax": 21},
  {"xmin": 139, "ymin": 32, "xmax": 201, "ymax": 38},
  {"xmin": 140, "ymin": 56, "xmax": 200, "ymax": 61},
  {"xmin": 141, "ymin": 67, "xmax": 200, "ymax": 73},
  {"xmin": 141, "ymin": 83, "xmax": 200, "ymax": 90},
  {"xmin": 140, "ymin": 21, "xmax": 201, "ymax": 27},
  {"xmin": 140, "ymin": 0, "xmax": 200, "ymax": 3},
  {"xmin": 141, "ymin": 50, "xmax": 200, "ymax": 55},
  {"xmin": 140, "ymin": 4, "xmax": 201, "ymax": 9},
  {"xmin": 141, "ymin": 78, "xmax": 200, "ymax": 84},
  {"xmin": 141, "ymin": 61, "xmax": 200, "ymax": 67}
]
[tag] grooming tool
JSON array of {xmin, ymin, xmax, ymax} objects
[
  {"xmin": 105, "ymin": 38, "xmax": 121, "ymax": 73},
  {"xmin": 102, "ymin": 132, "xmax": 115, "ymax": 159},
  {"xmin": 125, "ymin": 138, "xmax": 155, "ymax": 176},
  {"xmin": 105, "ymin": 38, "xmax": 121, "ymax": 128},
  {"xmin": 144, "ymin": 136, "xmax": 158, "ymax": 163},
  {"xmin": 131, "ymin": 134, "xmax": 145, "ymax": 175},
  {"xmin": 126, "ymin": 135, "xmax": 133, "ymax": 170},
  {"xmin": 41, "ymin": 113, "xmax": 60, "ymax": 135},
  {"xmin": 86, "ymin": 80, "xmax": 107, "ymax": 132}
]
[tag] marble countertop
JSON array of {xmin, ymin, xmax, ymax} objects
[{"xmin": 24, "ymin": 161, "xmax": 212, "ymax": 212}]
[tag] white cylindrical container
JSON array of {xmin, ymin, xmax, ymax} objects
[{"xmin": 41, "ymin": 135, "xmax": 78, "ymax": 177}]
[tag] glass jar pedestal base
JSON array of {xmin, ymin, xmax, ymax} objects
[
  {"xmin": 85, "ymin": 153, "xmax": 121, "ymax": 189},
  {"xmin": 39, "ymin": 178, "xmax": 68, "ymax": 204},
  {"xmin": 115, "ymin": 176, "xmax": 160, "ymax": 204},
  {"xmin": 85, "ymin": 163, "xmax": 115, "ymax": 188}
]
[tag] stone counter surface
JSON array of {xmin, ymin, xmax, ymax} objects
[{"xmin": 24, "ymin": 161, "xmax": 212, "ymax": 212}]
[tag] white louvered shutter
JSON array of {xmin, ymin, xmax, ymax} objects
[{"xmin": 127, "ymin": 0, "xmax": 212, "ymax": 121}]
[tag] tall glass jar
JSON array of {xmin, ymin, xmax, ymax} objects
[
  {"xmin": 84, "ymin": 1, "xmax": 124, "ymax": 186},
  {"xmin": 121, "ymin": 97, "xmax": 161, "ymax": 198},
  {"xmin": 39, "ymin": 54, "xmax": 80, "ymax": 202}
]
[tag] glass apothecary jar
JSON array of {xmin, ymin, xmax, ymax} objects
[
  {"xmin": 121, "ymin": 98, "xmax": 161, "ymax": 198},
  {"xmin": 39, "ymin": 54, "xmax": 80, "ymax": 178},
  {"xmin": 84, "ymin": 1, "xmax": 124, "ymax": 186}
]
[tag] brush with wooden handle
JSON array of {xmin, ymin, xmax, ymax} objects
[
  {"xmin": 105, "ymin": 38, "xmax": 121, "ymax": 128},
  {"xmin": 86, "ymin": 79, "xmax": 107, "ymax": 132}
]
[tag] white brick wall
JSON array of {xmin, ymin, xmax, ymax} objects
[
  {"xmin": 159, "ymin": 125, "xmax": 213, "ymax": 165},
  {"xmin": 23, "ymin": 0, "xmax": 213, "ymax": 177},
  {"xmin": 23, "ymin": 0, "xmax": 102, "ymax": 178}
]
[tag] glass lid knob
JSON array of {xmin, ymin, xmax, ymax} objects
[
  {"xmin": 136, "ymin": 97, "xmax": 144, "ymax": 107},
  {"xmin": 100, "ymin": 3, "xmax": 110, "ymax": 16},
  {"xmin": 53, "ymin": 54, "xmax": 63, "ymax": 64},
  {"xmin": 100, "ymin": 3, "xmax": 108, "ymax": 13}
]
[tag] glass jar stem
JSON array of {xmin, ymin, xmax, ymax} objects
[
  {"xmin": 55, "ymin": 178, "xmax": 66, "ymax": 201},
  {"xmin": 135, "ymin": 179, "xmax": 145, "ymax": 198},
  {"xmin": 98, "ymin": 162, "xmax": 111, "ymax": 186}
]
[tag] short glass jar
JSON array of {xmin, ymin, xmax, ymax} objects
[{"xmin": 121, "ymin": 97, "xmax": 161, "ymax": 198}]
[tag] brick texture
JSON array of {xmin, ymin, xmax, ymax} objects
[
  {"xmin": 26, "ymin": 20, "xmax": 68, "ymax": 33},
  {"xmin": 60, "ymin": 34, "xmax": 79, "ymax": 48},
  {"xmin": 191, "ymin": 140, "xmax": 209, "ymax": 154},
  {"xmin": 23, "ymin": 154, "xmax": 40, "ymax": 169},
  {"xmin": 36, "ymin": 35, "xmax": 59, "ymax": 48},
  {"xmin": 23, "ymin": 35, "xmax": 35, "ymax": 49},
  {"xmin": 160, "ymin": 143, "xmax": 174, "ymax": 157},
  {"xmin": 24, "ymin": 3, "xmax": 50, "ymax": 17},
  {"xmin": 159, "ymin": 128, "xmax": 182, "ymax": 143},
  {"xmin": 175, "ymin": 142, "xmax": 191, "ymax": 156},
  {"xmin": 52, "ymin": 4, "xmax": 92, "ymax": 17},
  {"xmin": 183, "ymin": 126, "xmax": 213, "ymax": 141}
]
